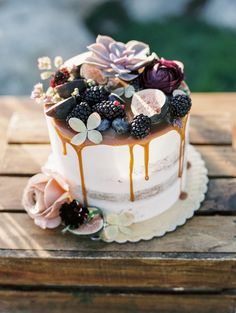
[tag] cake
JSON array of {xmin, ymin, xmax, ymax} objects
[{"xmin": 23, "ymin": 35, "xmax": 193, "ymax": 242}]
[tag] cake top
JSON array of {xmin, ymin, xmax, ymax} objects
[{"xmin": 31, "ymin": 35, "xmax": 191, "ymax": 146}]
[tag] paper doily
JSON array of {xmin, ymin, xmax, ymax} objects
[{"xmin": 100, "ymin": 145, "xmax": 208, "ymax": 243}]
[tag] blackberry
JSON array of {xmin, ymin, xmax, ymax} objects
[
  {"xmin": 60, "ymin": 200, "xmax": 89, "ymax": 229},
  {"xmin": 130, "ymin": 114, "xmax": 151, "ymax": 139},
  {"xmin": 94, "ymin": 100, "xmax": 125, "ymax": 120},
  {"xmin": 66, "ymin": 101, "xmax": 92, "ymax": 124},
  {"xmin": 169, "ymin": 95, "xmax": 192, "ymax": 118},
  {"xmin": 81, "ymin": 85, "xmax": 109, "ymax": 104},
  {"xmin": 50, "ymin": 68, "xmax": 70, "ymax": 88}
]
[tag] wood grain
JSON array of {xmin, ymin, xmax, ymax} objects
[
  {"xmin": 1, "ymin": 144, "xmax": 235, "ymax": 177},
  {"xmin": 0, "ymin": 144, "xmax": 51, "ymax": 175},
  {"xmin": 0, "ymin": 213, "xmax": 235, "ymax": 253},
  {"xmin": 0, "ymin": 252, "xmax": 236, "ymax": 288},
  {"xmin": 7, "ymin": 112, "xmax": 48, "ymax": 144},
  {"xmin": 1, "ymin": 290, "xmax": 236, "ymax": 313},
  {"xmin": 1, "ymin": 177, "xmax": 236, "ymax": 215}
]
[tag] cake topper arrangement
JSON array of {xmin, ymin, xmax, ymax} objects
[{"xmin": 25, "ymin": 35, "xmax": 193, "ymax": 241}]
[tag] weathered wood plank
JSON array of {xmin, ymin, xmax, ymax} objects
[
  {"xmin": 1, "ymin": 290, "xmax": 236, "ymax": 313},
  {"xmin": 1, "ymin": 177, "xmax": 235, "ymax": 215},
  {"xmin": 200, "ymin": 178, "xmax": 236, "ymax": 214},
  {"xmin": 0, "ymin": 144, "xmax": 51, "ymax": 175},
  {"xmin": 190, "ymin": 114, "xmax": 232, "ymax": 145},
  {"xmin": 191, "ymin": 93, "xmax": 236, "ymax": 115},
  {"xmin": 0, "ymin": 213, "xmax": 235, "ymax": 253},
  {"xmin": 0, "ymin": 252, "xmax": 236, "ymax": 288},
  {"xmin": 7, "ymin": 112, "xmax": 48, "ymax": 144},
  {"xmin": 6, "ymin": 112, "xmax": 232, "ymax": 145},
  {"xmin": 196, "ymin": 146, "xmax": 236, "ymax": 177},
  {"xmin": 1, "ymin": 144, "xmax": 235, "ymax": 177}
]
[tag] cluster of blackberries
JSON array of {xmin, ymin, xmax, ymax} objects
[{"xmin": 64, "ymin": 81, "xmax": 191, "ymax": 140}]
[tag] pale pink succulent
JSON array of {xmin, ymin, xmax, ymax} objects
[{"xmin": 84, "ymin": 35, "xmax": 156, "ymax": 81}]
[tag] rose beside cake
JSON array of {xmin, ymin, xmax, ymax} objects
[{"xmin": 23, "ymin": 35, "xmax": 192, "ymax": 242}]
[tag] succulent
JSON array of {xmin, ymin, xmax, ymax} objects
[{"xmin": 84, "ymin": 35, "xmax": 156, "ymax": 81}]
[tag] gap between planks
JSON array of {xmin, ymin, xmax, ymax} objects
[{"xmin": 0, "ymin": 290, "xmax": 236, "ymax": 313}]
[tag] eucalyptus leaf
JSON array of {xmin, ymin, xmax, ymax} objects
[
  {"xmin": 113, "ymin": 87, "xmax": 125, "ymax": 96},
  {"xmin": 124, "ymin": 85, "xmax": 135, "ymax": 98}
]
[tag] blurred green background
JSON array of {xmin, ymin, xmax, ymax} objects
[{"xmin": 1, "ymin": 0, "xmax": 236, "ymax": 94}]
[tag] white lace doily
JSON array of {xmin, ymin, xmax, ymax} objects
[{"xmin": 100, "ymin": 145, "xmax": 208, "ymax": 243}]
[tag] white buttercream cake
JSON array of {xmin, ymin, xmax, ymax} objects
[{"xmin": 24, "ymin": 35, "xmax": 192, "ymax": 241}]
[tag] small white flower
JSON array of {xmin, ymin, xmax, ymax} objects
[
  {"xmin": 102, "ymin": 211, "xmax": 135, "ymax": 240},
  {"xmin": 54, "ymin": 56, "xmax": 63, "ymax": 68},
  {"xmin": 38, "ymin": 56, "xmax": 52, "ymax": 70},
  {"xmin": 69, "ymin": 112, "xmax": 103, "ymax": 146},
  {"xmin": 31, "ymin": 83, "xmax": 44, "ymax": 100},
  {"xmin": 71, "ymin": 88, "xmax": 79, "ymax": 96},
  {"xmin": 40, "ymin": 71, "xmax": 53, "ymax": 80}
]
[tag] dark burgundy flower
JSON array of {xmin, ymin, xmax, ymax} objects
[
  {"xmin": 141, "ymin": 58, "xmax": 184, "ymax": 94},
  {"xmin": 50, "ymin": 68, "xmax": 70, "ymax": 88}
]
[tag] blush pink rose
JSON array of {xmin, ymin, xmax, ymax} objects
[{"xmin": 22, "ymin": 171, "xmax": 71, "ymax": 229}]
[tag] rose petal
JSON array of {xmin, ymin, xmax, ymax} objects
[
  {"xmin": 71, "ymin": 132, "xmax": 87, "ymax": 146},
  {"xmin": 45, "ymin": 192, "xmax": 70, "ymax": 219},
  {"xmin": 44, "ymin": 178, "xmax": 65, "ymax": 208},
  {"xmin": 88, "ymin": 130, "xmax": 103, "ymax": 144},
  {"xmin": 87, "ymin": 112, "xmax": 101, "ymax": 130},
  {"xmin": 34, "ymin": 216, "xmax": 61, "ymax": 229}
]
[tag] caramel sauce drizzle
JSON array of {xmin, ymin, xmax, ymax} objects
[
  {"xmin": 141, "ymin": 142, "xmax": 150, "ymax": 181},
  {"xmin": 129, "ymin": 145, "xmax": 135, "ymax": 202},
  {"xmin": 52, "ymin": 115, "xmax": 188, "ymax": 204}
]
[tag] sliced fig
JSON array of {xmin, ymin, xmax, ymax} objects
[
  {"xmin": 45, "ymin": 96, "xmax": 76, "ymax": 120},
  {"xmin": 67, "ymin": 210, "xmax": 104, "ymax": 236},
  {"xmin": 131, "ymin": 89, "xmax": 167, "ymax": 123},
  {"xmin": 56, "ymin": 79, "xmax": 86, "ymax": 99}
]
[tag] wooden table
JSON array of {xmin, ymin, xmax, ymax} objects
[{"xmin": 0, "ymin": 94, "xmax": 236, "ymax": 313}]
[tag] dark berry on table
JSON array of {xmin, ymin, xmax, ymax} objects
[
  {"xmin": 94, "ymin": 100, "xmax": 125, "ymax": 120},
  {"xmin": 66, "ymin": 101, "xmax": 92, "ymax": 124},
  {"xmin": 130, "ymin": 114, "xmax": 151, "ymax": 139},
  {"xmin": 50, "ymin": 68, "xmax": 70, "ymax": 88},
  {"xmin": 169, "ymin": 95, "xmax": 192, "ymax": 118},
  {"xmin": 60, "ymin": 200, "xmax": 89, "ymax": 229},
  {"xmin": 112, "ymin": 118, "xmax": 130, "ymax": 134},
  {"xmin": 97, "ymin": 119, "xmax": 111, "ymax": 132},
  {"xmin": 81, "ymin": 85, "xmax": 109, "ymax": 105}
]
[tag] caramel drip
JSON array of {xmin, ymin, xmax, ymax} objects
[
  {"xmin": 129, "ymin": 144, "xmax": 135, "ymax": 202},
  {"xmin": 174, "ymin": 115, "xmax": 189, "ymax": 178},
  {"xmin": 141, "ymin": 142, "xmax": 150, "ymax": 181},
  {"xmin": 75, "ymin": 146, "xmax": 88, "ymax": 207}
]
